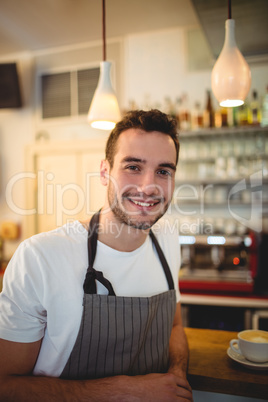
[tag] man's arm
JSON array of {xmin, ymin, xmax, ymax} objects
[
  {"xmin": 0, "ymin": 337, "xmax": 192, "ymax": 401},
  {"xmin": 168, "ymin": 302, "xmax": 190, "ymax": 380}
]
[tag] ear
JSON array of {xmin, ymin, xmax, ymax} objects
[{"xmin": 100, "ymin": 160, "xmax": 110, "ymax": 186}]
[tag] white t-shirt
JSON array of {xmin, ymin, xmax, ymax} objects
[{"xmin": 0, "ymin": 219, "xmax": 181, "ymax": 377}]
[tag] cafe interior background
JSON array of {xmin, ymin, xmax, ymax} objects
[{"xmin": 0, "ymin": 0, "xmax": 268, "ymax": 332}]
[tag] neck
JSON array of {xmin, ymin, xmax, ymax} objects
[{"xmin": 98, "ymin": 209, "xmax": 149, "ymax": 252}]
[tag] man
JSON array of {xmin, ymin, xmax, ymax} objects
[{"xmin": 0, "ymin": 110, "xmax": 193, "ymax": 401}]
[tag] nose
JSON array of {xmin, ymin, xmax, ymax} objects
[{"xmin": 136, "ymin": 170, "xmax": 159, "ymax": 196}]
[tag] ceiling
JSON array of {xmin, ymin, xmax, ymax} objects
[
  {"xmin": 192, "ymin": 0, "xmax": 268, "ymax": 59},
  {"xmin": 0, "ymin": 0, "xmax": 267, "ymax": 59},
  {"xmin": 0, "ymin": 0, "xmax": 198, "ymax": 57}
]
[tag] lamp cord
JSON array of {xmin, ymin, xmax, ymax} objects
[
  {"xmin": 228, "ymin": 0, "xmax": 232, "ymax": 19},
  {"xmin": 102, "ymin": 0, "xmax": 106, "ymax": 61}
]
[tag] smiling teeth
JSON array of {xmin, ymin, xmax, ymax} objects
[{"xmin": 132, "ymin": 200, "xmax": 155, "ymax": 207}]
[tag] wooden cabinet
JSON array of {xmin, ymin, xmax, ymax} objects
[
  {"xmin": 35, "ymin": 153, "xmax": 79, "ymax": 233},
  {"xmin": 25, "ymin": 138, "xmax": 107, "ymax": 237}
]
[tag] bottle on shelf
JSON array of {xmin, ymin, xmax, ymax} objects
[
  {"xmin": 232, "ymin": 106, "xmax": 239, "ymax": 126},
  {"xmin": 214, "ymin": 109, "xmax": 221, "ymax": 128},
  {"xmin": 248, "ymin": 90, "xmax": 261, "ymax": 125},
  {"xmin": 237, "ymin": 101, "xmax": 249, "ymax": 126},
  {"xmin": 163, "ymin": 97, "xmax": 176, "ymax": 119},
  {"xmin": 203, "ymin": 90, "xmax": 214, "ymax": 128},
  {"xmin": 261, "ymin": 85, "xmax": 268, "ymax": 127},
  {"xmin": 174, "ymin": 97, "xmax": 182, "ymax": 127},
  {"xmin": 191, "ymin": 101, "xmax": 203, "ymax": 131},
  {"xmin": 221, "ymin": 107, "xmax": 228, "ymax": 127},
  {"xmin": 178, "ymin": 93, "xmax": 191, "ymax": 131},
  {"xmin": 214, "ymin": 106, "xmax": 228, "ymax": 128}
]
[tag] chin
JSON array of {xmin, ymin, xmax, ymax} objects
[{"xmin": 128, "ymin": 215, "xmax": 162, "ymax": 230}]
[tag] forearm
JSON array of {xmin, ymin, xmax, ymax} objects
[
  {"xmin": 0, "ymin": 375, "xmax": 133, "ymax": 402},
  {"xmin": 0, "ymin": 372, "xmax": 192, "ymax": 402},
  {"xmin": 168, "ymin": 323, "xmax": 189, "ymax": 379}
]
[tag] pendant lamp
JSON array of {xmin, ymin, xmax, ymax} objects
[
  {"xmin": 88, "ymin": 0, "xmax": 121, "ymax": 130},
  {"xmin": 211, "ymin": 0, "xmax": 251, "ymax": 107}
]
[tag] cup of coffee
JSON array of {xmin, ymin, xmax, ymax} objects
[{"xmin": 230, "ymin": 329, "xmax": 268, "ymax": 363}]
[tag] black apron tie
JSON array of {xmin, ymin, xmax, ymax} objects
[
  {"xmin": 84, "ymin": 210, "xmax": 115, "ymax": 295},
  {"xmin": 83, "ymin": 268, "xmax": 116, "ymax": 295}
]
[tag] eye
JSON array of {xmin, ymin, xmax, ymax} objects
[
  {"xmin": 126, "ymin": 165, "xmax": 140, "ymax": 172},
  {"xmin": 158, "ymin": 169, "xmax": 172, "ymax": 177}
]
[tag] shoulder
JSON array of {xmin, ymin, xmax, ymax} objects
[
  {"xmin": 2, "ymin": 221, "xmax": 87, "ymax": 316},
  {"xmin": 22, "ymin": 220, "xmax": 87, "ymax": 253},
  {"xmin": 8, "ymin": 220, "xmax": 87, "ymax": 277}
]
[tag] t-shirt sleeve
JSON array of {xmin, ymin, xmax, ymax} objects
[{"xmin": 0, "ymin": 240, "xmax": 47, "ymax": 343}]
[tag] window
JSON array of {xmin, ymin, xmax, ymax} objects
[{"xmin": 41, "ymin": 67, "xmax": 100, "ymax": 119}]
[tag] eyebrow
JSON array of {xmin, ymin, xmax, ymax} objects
[
  {"xmin": 121, "ymin": 157, "xmax": 176, "ymax": 171},
  {"xmin": 159, "ymin": 162, "xmax": 177, "ymax": 171}
]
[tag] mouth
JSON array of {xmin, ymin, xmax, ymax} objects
[
  {"xmin": 126, "ymin": 197, "xmax": 162, "ymax": 209},
  {"xmin": 131, "ymin": 199, "xmax": 158, "ymax": 207}
]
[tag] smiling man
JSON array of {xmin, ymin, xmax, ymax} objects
[
  {"xmin": 0, "ymin": 110, "xmax": 193, "ymax": 401},
  {"xmin": 104, "ymin": 129, "xmax": 176, "ymax": 230}
]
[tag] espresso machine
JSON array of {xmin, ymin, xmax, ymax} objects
[{"xmin": 179, "ymin": 232, "xmax": 259, "ymax": 294}]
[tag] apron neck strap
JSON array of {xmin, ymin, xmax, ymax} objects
[
  {"xmin": 87, "ymin": 211, "xmax": 99, "ymax": 268},
  {"xmin": 149, "ymin": 230, "xmax": 175, "ymax": 290},
  {"xmin": 84, "ymin": 210, "xmax": 116, "ymax": 295}
]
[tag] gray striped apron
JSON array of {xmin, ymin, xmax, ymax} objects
[{"xmin": 61, "ymin": 211, "xmax": 177, "ymax": 380}]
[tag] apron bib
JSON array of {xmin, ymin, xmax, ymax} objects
[{"xmin": 61, "ymin": 212, "xmax": 176, "ymax": 380}]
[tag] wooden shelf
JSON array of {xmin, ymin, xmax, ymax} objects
[{"xmin": 179, "ymin": 125, "xmax": 268, "ymax": 138}]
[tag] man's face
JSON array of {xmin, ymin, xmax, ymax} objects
[{"xmin": 104, "ymin": 128, "xmax": 177, "ymax": 230}]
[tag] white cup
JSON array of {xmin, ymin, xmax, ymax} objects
[{"xmin": 230, "ymin": 329, "xmax": 268, "ymax": 363}]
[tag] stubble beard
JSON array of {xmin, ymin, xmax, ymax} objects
[{"xmin": 107, "ymin": 183, "xmax": 169, "ymax": 231}]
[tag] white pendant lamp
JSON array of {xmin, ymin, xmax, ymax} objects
[
  {"xmin": 88, "ymin": 0, "xmax": 121, "ymax": 130},
  {"xmin": 211, "ymin": 0, "xmax": 251, "ymax": 107}
]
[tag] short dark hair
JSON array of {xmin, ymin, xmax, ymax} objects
[{"xmin": 105, "ymin": 109, "xmax": 179, "ymax": 168}]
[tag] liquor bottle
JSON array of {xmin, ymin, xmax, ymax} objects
[
  {"xmin": 261, "ymin": 85, "xmax": 268, "ymax": 127},
  {"xmin": 163, "ymin": 97, "xmax": 174, "ymax": 116},
  {"xmin": 214, "ymin": 107, "xmax": 228, "ymax": 128},
  {"xmin": 174, "ymin": 97, "xmax": 182, "ymax": 128},
  {"xmin": 248, "ymin": 90, "xmax": 261, "ymax": 125},
  {"xmin": 191, "ymin": 102, "xmax": 203, "ymax": 131},
  {"xmin": 203, "ymin": 90, "xmax": 214, "ymax": 128},
  {"xmin": 221, "ymin": 107, "xmax": 228, "ymax": 127},
  {"xmin": 179, "ymin": 93, "xmax": 191, "ymax": 131},
  {"xmin": 237, "ymin": 101, "xmax": 249, "ymax": 126}
]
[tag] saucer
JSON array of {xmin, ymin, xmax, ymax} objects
[{"xmin": 227, "ymin": 347, "xmax": 268, "ymax": 371}]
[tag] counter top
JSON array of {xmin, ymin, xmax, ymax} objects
[
  {"xmin": 185, "ymin": 328, "xmax": 268, "ymax": 399},
  {"xmin": 181, "ymin": 293, "xmax": 268, "ymax": 308}
]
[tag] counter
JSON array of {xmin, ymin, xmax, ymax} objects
[
  {"xmin": 185, "ymin": 328, "xmax": 268, "ymax": 399},
  {"xmin": 181, "ymin": 293, "xmax": 268, "ymax": 330},
  {"xmin": 181, "ymin": 293, "xmax": 268, "ymax": 309}
]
